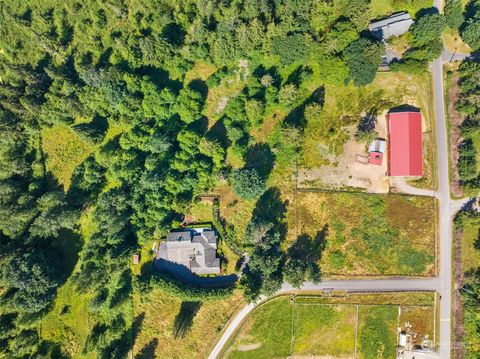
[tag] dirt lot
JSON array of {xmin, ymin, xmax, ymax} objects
[
  {"xmin": 299, "ymin": 106, "xmax": 434, "ymax": 194},
  {"xmin": 299, "ymin": 113, "xmax": 389, "ymax": 193}
]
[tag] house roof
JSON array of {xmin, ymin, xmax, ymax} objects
[
  {"xmin": 369, "ymin": 12, "xmax": 414, "ymax": 39},
  {"xmin": 387, "ymin": 111, "xmax": 423, "ymax": 176},
  {"xmin": 158, "ymin": 229, "xmax": 220, "ymax": 274}
]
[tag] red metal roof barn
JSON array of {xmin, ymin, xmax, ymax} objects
[{"xmin": 387, "ymin": 111, "xmax": 423, "ymax": 177}]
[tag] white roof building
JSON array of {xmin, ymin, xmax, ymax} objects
[
  {"xmin": 369, "ymin": 12, "xmax": 414, "ymax": 40},
  {"xmin": 157, "ymin": 228, "xmax": 220, "ymax": 275}
]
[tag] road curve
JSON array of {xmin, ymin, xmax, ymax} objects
[
  {"xmin": 208, "ymin": 278, "xmax": 439, "ymax": 359},
  {"xmin": 208, "ymin": 1, "xmax": 473, "ymax": 356},
  {"xmin": 392, "ymin": 177, "xmax": 437, "ymax": 198}
]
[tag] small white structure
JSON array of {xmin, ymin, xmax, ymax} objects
[
  {"xmin": 368, "ymin": 139, "xmax": 387, "ymax": 166},
  {"xmin": 369, "ymin": 12, "xmax": 414, "ymax": 40},
  {"xmin": 368, "ymin": 139, "xmax": 387, "ymax": 154}
]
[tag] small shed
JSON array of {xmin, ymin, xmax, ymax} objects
[
  {"xmin": 133, "ymin": 254, "xmax": 140, "ymax": 265},
  {"xmin": 369, "ymin": 152, "xmax": 384, "ymax": 166},
  {"xmin": 368, "ymin": 139, "xmax": 386, "ymax": 166}
]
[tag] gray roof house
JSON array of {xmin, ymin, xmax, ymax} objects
[
  {"xmin": 368, "ymin": 12, "xmax": 414, "ymax": 40},
  {"xmin": 157, "ymin": 228, "xmax": 220, "ymax": 275}
]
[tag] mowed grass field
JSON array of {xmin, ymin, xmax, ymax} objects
[
  {"xmin": 225, "ymin": 293, "xmax": 435, "ymax": 359},
  {"xmin": 293, "ymin": 304, "xmax": 356, "ymax": 357},
  {"xmin": 225, "ymin": 297, "xmax": 292, "ymax": 359},
  {"xmin": 289, "ymin": 191, "xmax": 436, "ymax": 276},
  {"xmin": 358, "ymin": 306, "xmax": 398, "ymax": 359}
]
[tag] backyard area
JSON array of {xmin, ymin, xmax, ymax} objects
[
  {"xmin": 224, "ymin": 293, "xmax": 436, "ymax": 359},
  {"xmin": 288, "ymin": 191, "xmax": 436, "ymax": 276}
]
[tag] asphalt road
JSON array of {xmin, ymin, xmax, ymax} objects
[
  {"xmin": 208, "ymin": 2, "xmax": 474, "ymax": 356},
  {"xmin": 433, "ymin": 55, "xmax": 453, "ymax": 359},
  {"xmin": 208, "ymin": 279, "xmax": 440, "ymax": 359},
  {"xmin": 208, "ymin": 63, "xmax": 463, "ymax": 359}
]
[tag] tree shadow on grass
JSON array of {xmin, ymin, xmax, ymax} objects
[
  {"xmin": 284, "ymin": 86, "xmax": 324, "ymax": 130},
  {"xmin": 388, "ymin": 104, "xmax": 420, "ymax": 113},
  {"xmin": 288, "ymin": 225, "xmax": 329, "ymax": 264},
  {"xmin": 285, "ymin": 225, "xmax": 329, "ymax": 286},
  {"xmin": 173, "ymin": 301, "xmax": 202, "ymax": 338},
  {"xmin": 244, "ymin": 143, "xmax": 275, "ymax": 179},
  {"xmin": 414, "ymin": 7, "xmax": 439, "ymax": 19},
  {"xmin": 357, "ymin": 110, "xmax": 378, "ymax": 133},
  {"xmin": 188, "ymin": 78, "xmax": 209, "ymax": 100},
  {"xmin": 248, "ymin": 187, "xmax": 289, "ymax": 241},
  {"xmin": 206, "ymin": 118, "xmax": 230, "ymax": 150},
  {"xmin": 135, "ymin": 338, "xmax": 158, "ymax": 359},
  {"xmin": 131, "ymin": 313, "xmax": 145, "ymax": 345}
]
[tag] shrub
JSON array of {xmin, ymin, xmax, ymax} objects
[
  {"xmin": 445, "ymin": 0, "xmax": 464, "ymax": 30},
  {"xmin": 146, "ymin": 272, "xmax": 234, "ymax": 300},
  {"xmin": 231, "ymin": 168, "xmax": 266, "ymax": 200},
  {"xmin": 345, "ymin": 37, "xmax": 384, "ymax": 86},
  {"xmin": 458, "ymin": 138, "xmax": 478, "ymax": 181},
  {"xmin": 271, "ymin": 33, "xmax": 310, "ymax": 66},
  {"xmin": 461, "ymin": 15, "xmax": 480, "ymax": 50}
]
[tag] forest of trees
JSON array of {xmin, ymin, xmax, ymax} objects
[
  {"xmin": 455, "ymin": 60, "xmax": 480, "ymax": 190},
  {"xmin": 0, "ymin": 0, "xmax": 459, "ymax": 357},
  {"xmin": 456, "ymin": 210, "xmax": 480, "ymax": 358},
  {"xmin": 445, "ymin": 0, "xmax": 480, "ymax": 50}
]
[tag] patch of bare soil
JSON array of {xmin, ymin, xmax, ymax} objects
[
  {"xmin": 448, "ymin": 76, "xmax": 465, "ymax": 198},
  {"xmin": 453, "ymin": 228, "xmax": 466, "ymax": 359},
  {"xmin": 237, "ymin": 343, "xmax": 262, "ymax": 351},
  {"xmin": 298, "ymin": 119, "xmax": 389, "ymax": 194}
]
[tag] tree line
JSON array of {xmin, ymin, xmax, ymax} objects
[{"xmin": 0, "ymin": 0, "xmax": 447, "ymax": 356}]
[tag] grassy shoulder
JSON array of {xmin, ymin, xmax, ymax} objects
[
  {"xmin": 443, "ymin": 28, "xmax": 472, "ymax": 54},
  {"xmin": 288, "ymin": 191, "xmax": 436, "ymax": 276},
  {"xmin": 223, "ymin": 292, "xmax": 435, "ymax": 359}
]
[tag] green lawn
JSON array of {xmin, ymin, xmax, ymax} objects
[
  {"xmin": 225, "ymin": 295, "xmax": 434, "ymax": 359},
  {"xmin": 188, "ymin": 201, "xmax": 214, "ymax": 223},
  {"xmin": 357, "ymin": 306, "xmax": 398, "ymax": 359},
  {"xmin": 293, "ymin": 304, "xmax": 356, "ymax": 357},
  {"xmin": 371, "ymin": 0, "xmax": 433, "ymax": 18},
  {"xmin": 42, "ymin": 124, "xmax": 94, "ymax": 190},
  {"xmin": 289, "ymin": 191, "xmax": 436, "ymax": 276},
  {"xmin": 225, "ymin": 297, "xmax": 292, "ymax": 359}
]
